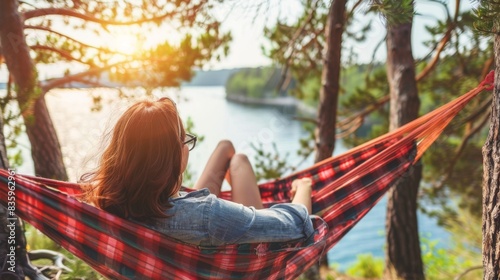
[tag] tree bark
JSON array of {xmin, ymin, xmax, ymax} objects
[
  {"xmin": 314, "ymin": 0, "xmax": 346, "ymax": 163},
  {"xmin": 304, "ymin": 1, "xmax": 347, "ymax": 279},
  {"xmin": 384, "ymin": 5, "xmax": 425, "ymax": 280},
  {"xmin": 28, "ymin": 97, "xmax": 68, "ymax": 180},
  {"xmin": 0, "ymin": 43, "xmax": 3, "ymax": 62},
  {"xmin": 0, "ymin": 106, "xmax": 41, "ymax": 278},
  {"xmin": 0, "ymin": 0, "xmax": 67, "ymax": 180},
  {"xmin": 482, "ymin": 33, "xmax": 500, "ymax": 280}
]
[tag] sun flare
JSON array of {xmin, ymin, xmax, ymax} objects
[{"xmin": 105, "ymin": 33, "xmax": 140, "ymax": 55}]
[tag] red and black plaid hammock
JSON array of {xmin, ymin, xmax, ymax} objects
[{"xmin": 0, "ymin": 73, "xmax": 494, "ymax": 279}]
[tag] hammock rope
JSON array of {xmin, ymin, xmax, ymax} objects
[{"xmin": 0, "ymin": 71, "xmax": 494, "ymax": 279}]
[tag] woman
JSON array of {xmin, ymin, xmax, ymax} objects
[{"xmin": 81, "ymin": 97, "xmax": 314, "ymax": 246}]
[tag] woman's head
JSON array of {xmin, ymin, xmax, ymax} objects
[{"xmin": 82, "ymin": 98, "xmax": 188, "ymax": 219}]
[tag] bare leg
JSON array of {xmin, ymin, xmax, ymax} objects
[
  {"xmin": 194, "ymin": 140, "xmax": 235, "ymax": 196},
  {"xmin": 229, "ymin": 154, "xmax": 263, "ymax": 209}
]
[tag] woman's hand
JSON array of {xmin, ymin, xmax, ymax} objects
[
  {"xmin": 290, "ymin": 178, "xmax": 312, "ymax": 199},
  {"xmin": 290, "ymin": 178, "xmax": 313, "ymax": 214}
]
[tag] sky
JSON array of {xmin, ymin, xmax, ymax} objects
[
  {"xmin": 0, "ymin": 0, "xmax": 478, "ymax": 82},
  {"xmin": 212, "ymin": 0, "xmax": 476, "ymax": 69}
]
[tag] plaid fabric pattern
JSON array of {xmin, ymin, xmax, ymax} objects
[
  {"xmin": 0, "ymin": 73, "xmax": 493, "ymax": 279},
  {"xmin": 0, "ymin": 140, "xmax": 415, "ymax": 280}
]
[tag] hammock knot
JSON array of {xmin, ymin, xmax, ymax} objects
[{"xmin": 481, "ymin": 70, "xmax": 495, "ymax": 91}]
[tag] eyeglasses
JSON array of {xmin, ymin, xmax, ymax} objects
[
  {"xmin": 158, "ymin": 97, "xmax": 197, "ymax": 151},
  {"xmin": 183, "ymin": 133, "xmax": 197, "ymax": 151}
]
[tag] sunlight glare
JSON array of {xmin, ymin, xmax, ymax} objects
[{"xmin": 105, "ymin": 33, "xmax": 140, "ymax": 55}]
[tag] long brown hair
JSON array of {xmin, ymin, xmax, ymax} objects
[{"xmin": 81, "ymin": 98, "xmax": 185, "ymax": 219}]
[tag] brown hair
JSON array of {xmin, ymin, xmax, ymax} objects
[{"xmin": 81, "ymin": 98, "xmax": 185, "ymax": 219}]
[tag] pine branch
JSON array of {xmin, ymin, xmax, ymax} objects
[
  {"xmin": 367, "ymin": 35, "xmax": 386, "ymax": 73},
  {"xmin": 416, "ymin": 0, "xmax": 458, "ymax": 81},
  {"xmin": 40, "ymin": 60, "xmax": 134, "ymax": 92},
  {"xmin": 30, "ymin": 44, "xmax": 89, "ymax": 65},
  {"xmin": 350, "ymin": 4, "xmax": 461, "ymax": 135},
  {"xmin": 278, "ymin": 0, "xmax": 321, "ymax": 90},
  {"xmin": 433, "ymin": 109, "xmax": 490, "ymax": 191},
  {"xmin": 337, "ymin": 95, "xmax": 390, "ymax": 129},
  {"xmin": 453, "ymin": 265, "xmax": 482, "ymax": 280},
  {"xmin": 23, "ymin": 8, "xmax": 176, "ymax": 26},
  {"xmin": 70, "ymin": 77, "xmax": 111, "ymax": 88},
  {"xmin": 24, "ymin": 25, "xmax": 118, "ymax": 54},
  {"xmin": 350, "ymin": 0, "xmax": 365, "ymax": 15},
  {"xmin": 415, "ymin": 25, "xmax": 453, "ymax": 81},
  {"xmin": 446, "ymin": 111, "xmax": 490, "ymax": 178},
  {"xmin": 336, "ymin": 116, "xmax": 363, "ymax": 139},
  {"xmin": 447, "ymin": 94, "xmax": 492, "ymax": 133}
]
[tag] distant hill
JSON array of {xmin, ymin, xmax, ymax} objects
[
  {"xmin": 183, "ymin": 69, "xmax": 241, "ymax": 87},
  {"xmin": 225, "ymin": 67, "xmax": 296, "ymax": 98},
  {"xmin": 54, "ymin": 69, "xmax": 239, "ymax": 88}
]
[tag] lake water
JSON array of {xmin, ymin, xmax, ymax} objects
[{"xmin": 15, "ymin": 86, "xmax": 449, "ymax": 271}]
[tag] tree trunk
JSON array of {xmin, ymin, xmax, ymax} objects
[
  {"xmin": 26, "ymin": 97, "xmax": 68, "ymax": 180},
  {"xmin": 314, "ymin": 0, "xmax": 346, "ymax": 163},
  {"xmin": 482, "ymin": 33, "xmax": 500, "ymax": 280},
  {"xmin": 304, "ymin": 0, "xmax": 347, "ymax": 279},
  {"xmin": 0, "ymin": 0, "xmax": 67, "ymax": 180},
  {"xmin": 0, "ymin": 106, "xmax": 40, "ymax": 278},
  {"xmin": 384, "ymin": 5, "xmax": 425, "ymax": 280},
  {"xmin": 304, "ymin": 1, "xmax": 346, "ymax": 279}
]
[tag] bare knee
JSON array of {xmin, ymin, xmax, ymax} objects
[
  {"xmin": 218, "ymin": 140, "xmax": 235, "ymax": 157},
  {"xmin": 230, "ymin": 153, "xmax": 250, "ymax": 170}
]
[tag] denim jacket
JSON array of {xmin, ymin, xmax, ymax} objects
[{"xmin": 143, "ymin": 188, "xmax": 315, "ymax": 246}]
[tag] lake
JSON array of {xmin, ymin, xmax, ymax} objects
[{"xmin": 15, "ymin": 86, "xmax": 449, "ymax": 271}]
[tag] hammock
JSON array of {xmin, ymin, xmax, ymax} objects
[{"xmin": 0, "ymin": 72, "xmax": 494, "ymax": 279}]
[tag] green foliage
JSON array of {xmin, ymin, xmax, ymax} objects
[
  {"xmin": 422, "ymin": 237, "xmax": 463, "ymax": 279},
  {"xmin": 296, "ymin": 123, "xmax": 316, "ymax": 165},
  {"xmin": 474, "ymin": 0, "xmax": 500, "ymax": 33},
  {"xmin": 263, "ymin": 0, "xmax": 327, "ymax": 91},
  {"xmin": 251, "ymin": 142, "xmax": 295, "ymax": 182},
  {"xmin": 225, "ymin": 67, "xmax": 293, "ymax": 99},
  {"xmin": 12, "ymin": 0, "xmax": 232, "ymax": 126},
  {"xmin": 339, "ymin": 65, "xmax": 387, "ymax": 111},
  {"xmin": 418, "ymin": 39, "xmax": 492, "ymax": 223},
  {"xmin": 264, "ymin": 17, "xmax": 492, "ymax": 225},
  {"xmin": 369, "ymin": 0, "xmax": 415, "ymax": 25},
  {"xmin": 421, "ymin": 210, "xmax": 482, "ymax": 279},
  {"xmin": 340, "ymin": 66, "xmax": 390, "ymax": 148},
  {"xmin": 421, "ymin": 237, "xmax": 481, "ymax": 280},
  {"xmin": 345, "ymin": 254, "xmax": 384, "ymax": 278},
  {"xmin": 250, "ymin": 121, "xmax": 315, "ymax": 182},
  {"xmin": 263, "ymin": 0, "xmax": 372, "ymax": 101},
  {"xmin": 337, "ymin": 4, "xmax": 492, "ymax": 225},
  {"xmin": 24, "ymin": 0, "xmax": 231, "ymax": 88},
  {"xmin": 111, "ymin": 29, "xmax": 232, "ymax": 88},
  {"xmin": 297, "ymin": 75, "xmax": 320, "ymax": 107},
  {"xmin": 263, "ymin": 0, "xmax": 493, "ymax": 228},
  {"xmin": 0, "ymin": 82, "xmax": 25, "ymax": 168}
]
